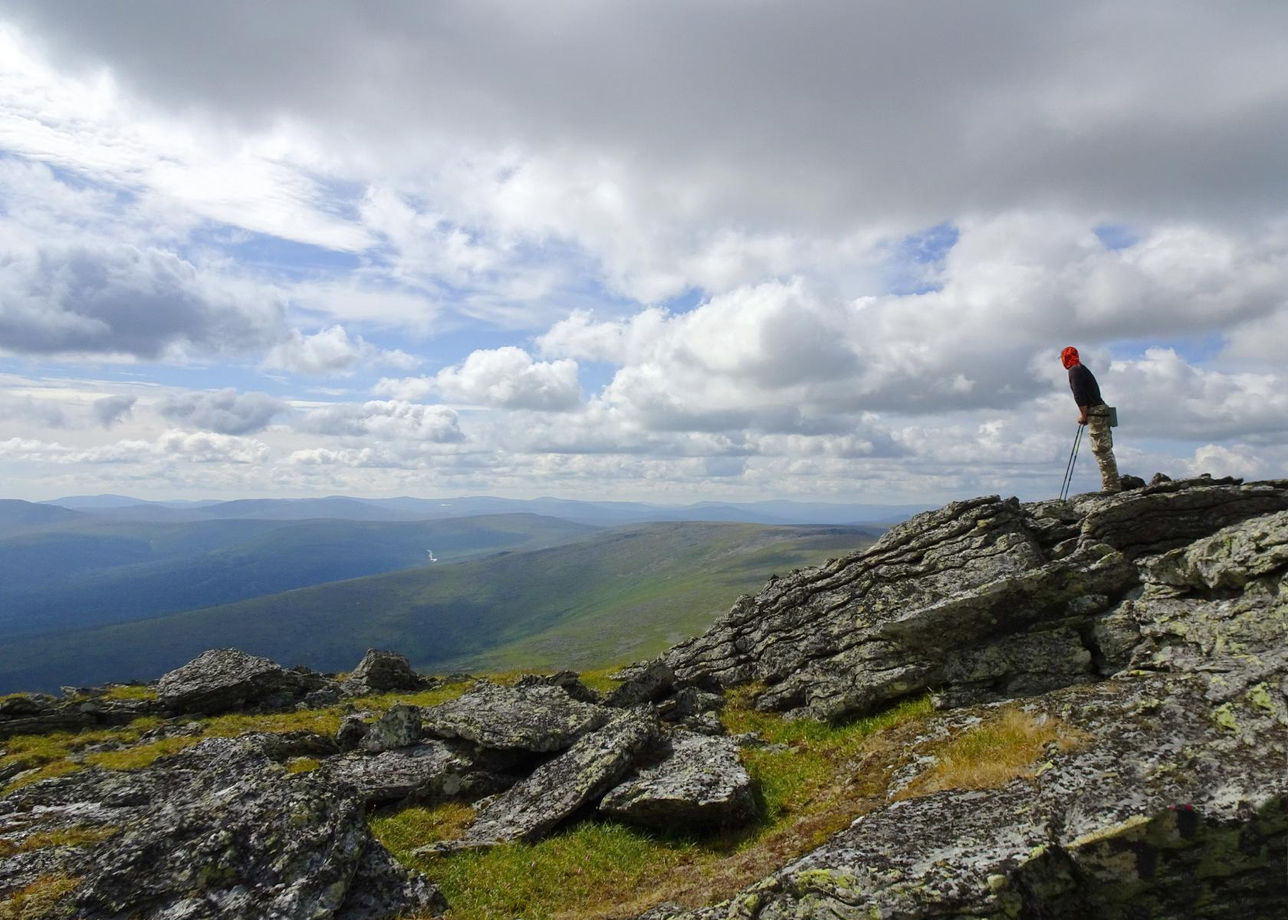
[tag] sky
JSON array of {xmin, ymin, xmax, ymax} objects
[{"xmin": 1, "ymin": 0, "xmax": 1286, "ymax": 506}]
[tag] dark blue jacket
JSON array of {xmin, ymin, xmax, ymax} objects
[{"xmin": 1068, "ymin": 364, "xmax": 1104, "ymax": 408}]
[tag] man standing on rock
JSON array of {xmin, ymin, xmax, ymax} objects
[{"xmin": 1061, "ymin": 346, "xmax": 1121, "ymax": 493}]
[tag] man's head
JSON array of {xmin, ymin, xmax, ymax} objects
[{"xmin": 1060, "ymin": 346, "xmax": 1080, "ymax": 369}]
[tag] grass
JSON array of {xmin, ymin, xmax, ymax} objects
[
  {"xmin": 371, "ymin": 690, "xmax": 938, "ymax": 920},
  {"xmin": 0, "ymin": 825, "xmax": 117, "ymax": 859},
  {"xmin": 0, "ymin": 681, "xmax": 478, "ymax": 790},
  {"xmin": 0, "ymin": 874, "xmax": 79, "ymax": 920},
  {"xmin": 99, "ymin": 684, "xmax": 156, "ymax": 701},
  {"xmin": 0, "ymin": 716, "xmax": 165, "ymax": 792},
  {"xmin": 898, "ymin": 706, "xmax": 1090, "ymax": 798}
]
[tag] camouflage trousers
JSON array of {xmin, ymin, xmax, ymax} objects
[{"xmin": 1086, "ymin": 406, "xmax": 1120, "ymax": 492}]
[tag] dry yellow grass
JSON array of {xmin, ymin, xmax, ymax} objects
[
  {"xmin": 0, "ymin": 874, "xmax": 79, "ymax": 920},
  {"xmin": 899, "ymin": 707, "xmax": 1089, "ymax": 798}
]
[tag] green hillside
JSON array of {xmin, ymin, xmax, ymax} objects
[
  {"xmin": 0, "ymin": 522, "xmax": 875, "ymax": 692},
  {"xmin": 0, "ymin": 514, "xmax": 596, "ymax": 639}
]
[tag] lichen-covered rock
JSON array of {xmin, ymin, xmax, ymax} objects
[
  {"xmin": 361, "ymin": 703, "xmax": 422, "ymax": 753},
  {"xmin": 322, "ymin": 741, "xmax": 480, "ymax": 806},
  {"xmin": 421, "ymin": 680, "xmax": 611, "ymax": 752},
  {"xmin": 0, "ymin": 691, "xmax": 158, "ymax": 740},
  {"xmin": 514, "ymin": 670, "xmax": 603, "ymax": 704},
  {"xmin": 637, "ymin": 498, "xmax": 1288, "ymax": 920},
  {"xmin": 432, "ymin": 707, "xmax": 659, "ymax": 850},
  {"xmin": 0, "ymin": 734, "xmax": 441, "ymax": 919},
  {"xmin": 155, "ymin": 648, "xmax": 334, "ymax": 716},
  {"xmin": 661, "ymin": 478, "xmax": 1288, "ymax": 722},
  {"xmin": 599, "ymin": 731, "xmax": 754, "ymax": 829},
  {"xmin": 606, "ymin": 660, "xmax": 676, "ymax": 707},
  {"xmin": 342, "ymin": 649, "xmax": 425, "ymax": 696}
]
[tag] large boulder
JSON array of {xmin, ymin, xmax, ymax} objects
[
  {"xmin": 431, "ymin": 708, "xmax": 659, "ymax": 851},
  {"xmin": 599, "ymin": 731, "xmax": 754, "ymax": 830},
  {"xmin": 342, "ymin": 650, "xmax": 425, "ymax": 696},
  {"xmin": 155, "ymin": 649, "xmax": 330, "ymax": 716},
  {"xmin": 421, "ymin": 681, "xmax": 611, "ymax": 752}
]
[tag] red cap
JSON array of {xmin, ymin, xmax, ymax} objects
[{"xmin": 1060, "ymin": 346, "xmax": 1080, "ymax": 369}]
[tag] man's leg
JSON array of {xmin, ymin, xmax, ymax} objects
[{"xmin": 1087, "ymin": 411, "xmax": 1121, "ymax": 492}]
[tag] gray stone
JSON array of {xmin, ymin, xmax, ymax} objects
[
  {"xmin": 323, "ymin": 742, "xmax": 478, "ymax": 806},
  {"xmin": 0, "ymin": 734, "xmax": 439, "ymax": 919},
  {"xmin": 635, "ymin": 496, "xmax": 1288, "ymax": 920},
  {"xmin": 155, "ymin": 648, "xmax": 333, "ymax": 716},
  {"xmin": 336, "ymin": 712, "xmax": 370, "ymax": 751},
  {"xmin": 431, "ymin": 708, "xmax": 659, "ymax": 850},
  {"xmin": 421, "ymin": 680, "xmax": 611, "ymax": 752},
  {"xmin": 661, "ymin": 479, "xmax": 1288, "ymax": 722},
  {"xmin": 342, "ymin": 649, "xmax": 425, "ymax": 696},
  {"xmin": 600, "ymin": 731, "xmax": 754, "ymax": 829},
  {"xmin": 361, "ymin": 703, "xmax": 422, "ymax": 753},
  {"xmin": 606, "ymin": 659, "xmax": 676, "ymax": 707}
]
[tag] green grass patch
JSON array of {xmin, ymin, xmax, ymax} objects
[
  {"xmin": 99, "ymin": 684, "xmax": 156, "ymax": 701},
  {"xmin": 572, "ymin": 666, "xmax": 624, "ymax": 696},
  {"xmin": 83, "ymin": 736, "xmax": 202, "ymax": 771},
  {"xmin": 372, "ymin": 691, "xmax": 936, "ymax": 920},
  {"xmin": 285, "ymin": 757, "xmax": 321, "ymax": 774},
  {"xmin": 353, "ymin": 680, "xmax": 475, "ymax": 712},
  {"xmin": 0, "ymin": 825, "xmax": 118, "ymax": 859},
  {"xmin": 373, "ymin": 807, "xmax": 697, "ymax": 920},
  {"xmin": 1, "ymin": 716, "xmax": 165, "ymax": 793}
]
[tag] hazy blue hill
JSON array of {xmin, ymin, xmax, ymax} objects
[
  {"xmin": 0, "ymin": 522, "xmax": 876, "ymax": 692},
  {"xmin": 0, "ymin": 499, "xmax": 86, "ymax": 532},
  {"xmin": 39, "ymin": 493, "xmax": 926, "ymax": 527},
  {"xmin": 0, "ymin": 514, "xmax": 595, "ymax": 642}
]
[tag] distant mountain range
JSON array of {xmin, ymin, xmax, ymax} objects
[
  {"xmin": 0, "ymin": 494, "xmax": 905, "ymax": 692},
  {"xmin": 36, "ymin": 494, "xmax": 928, "ymax": 526}
]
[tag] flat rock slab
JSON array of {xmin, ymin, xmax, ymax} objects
[
  {"xmin": 600, "ymin": 731, "xmax": 754, "ymax": 829},
  {"xmin": 432, "ymin": 708, "xmax": 659, "ymax": 851},
  {"xmin": 324, "ymin": 742, "xmax": 477, "ymax": 806},
  {"xmin": 421, "ymin": 681, "xmax": 611, "ymax": 752}
]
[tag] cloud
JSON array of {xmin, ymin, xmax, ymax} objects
[
  {"xmin": 297, "ymin": 400, "xmax": 464, "ymax": 442},
  {"xmin": 1102, "ymin": 349, "xmax": 1288, "ymax": 442},
  {"xmin": 92, "ymin": 394, "xmax": 136, "ymax": 428},
  {"xmin": 0, "ymin": 243, "xmax": 283, "ymax": 359},
  {"xmin": 0, "ymin": 395, "xmax": 67, "ymax": 428},
  {"xmin": 376, "ymin": 346, "xmax": 580, "ymax": 411},
  {"xmin": 0, "ymin": 430, "xmax": 268, "ymax": 464},
  {"xmin": 159, "ymin": 389, "xmax": 287, "ymax": 435},
  {"xmin": 262, "ymin": 325, "xmax": 419, "ymax": 376}
]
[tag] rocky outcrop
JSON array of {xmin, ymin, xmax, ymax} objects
[
  {"xmin": 0, "ymin": 734, "xmax": 443, "ymax": 919},
  {"xmin": 4, "ymin": 475, "xmax": 1286, "ymax": 919},
  {"xmin": 432, "ymin": 708, "xmax": 659, "ymax": 851},
  {"xmin": 155, "ymin": 648, "xmax": 336, "ymax": 716},
  {"xmin": 421, "ymin": 680, "xmax": 611, "ymax": 752},
  {"xmin": 637, "ymin": 479, "xmax": 1288, "ymax": 919},
  {"xmin": 661, "ymin": 478, "xmax": 1288, "ymax": 722},
  {"xmin": 600, "ymin": 731, "xmax": 753, "ymax": 829}
]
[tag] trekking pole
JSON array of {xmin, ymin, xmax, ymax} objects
[{"xmin": 1059, "ymin": 424, "xmax": 1085, "ymax": 501}]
